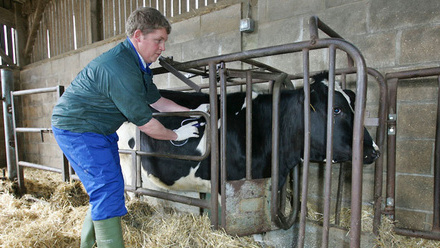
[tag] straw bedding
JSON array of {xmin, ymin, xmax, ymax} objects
[
  {"xmin": 1, "ymin": 168, "xmax": 440, "ymax": 247},
  {"xmin": 0, "ymin": 169, "xmax": 260, "ymax": 248}
]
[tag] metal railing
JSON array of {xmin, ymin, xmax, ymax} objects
[
  {"xmin": 10, "ymin": 85, "xmax": 69, "ymax": 193},
  {"xmin": 384, "ymin": 67, "xmax": 440, "ymax": 240},
  {"xmin": 126, "ymin": 16, "xmax": 373, "ymax": 247}
]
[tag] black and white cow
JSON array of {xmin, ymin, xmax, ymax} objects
[{"xmin": 135, "ymin": 72, "xmax": 379, "ymax": 193}]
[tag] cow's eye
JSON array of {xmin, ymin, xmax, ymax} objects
[{"xmin": 334, "ymin": 108, "xmax": 342, "ymax": 115}]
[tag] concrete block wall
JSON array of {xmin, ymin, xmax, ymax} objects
[{"xmin": 14, "ymin": 0, "xmax": 440, "ymax": 243}]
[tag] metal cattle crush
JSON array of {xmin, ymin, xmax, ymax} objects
[
  {"xmin": 119, "ymin": 16, "xmax": 384, "ymax": 248},
  {"xmin": 3, "ymin": 17, "xmax": 386, "ymax": 248}
]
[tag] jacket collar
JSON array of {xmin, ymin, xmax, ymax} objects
[{"xmin": 125, "ymin": 37, "xmax": 152, "ymax": 74}]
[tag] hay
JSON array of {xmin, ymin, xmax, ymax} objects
[
  {"xmin": 0, "ymin": 169, "xmax": 262, "ymax": 248},
  {"xmin": 5, "ymin": 168, "xmax": 440, "ymax": 248},
  {"xmin": 306, "ymin": 203, "xmax": 440, "ymax": 248}
]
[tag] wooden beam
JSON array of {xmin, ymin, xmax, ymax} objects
[
  {"xmin": 24, "ymin": 0, "xmax": 50, "ymax": 57},
  {"xmin": 89, "ymin": 0, "xmax": 102, "ymax": 43},
  {"xmin": 0, "ymin": 7, "xmax": 16, "ymax": 27}
]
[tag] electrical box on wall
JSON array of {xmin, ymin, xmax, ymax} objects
[{"xmin": 240, "ymin": 18, "xmax": 255, "ymax": 33}]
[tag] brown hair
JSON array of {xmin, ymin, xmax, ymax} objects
[{"xmin": 125, "ymin": 7, "xmax": 171, "ymax": 37}]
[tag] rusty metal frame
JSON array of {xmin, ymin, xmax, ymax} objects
[
  {"xmin": 124, "ymin": 16, "xmax": 376, "ymax": 248},
  {"xmin": 10, "ymin": 85, "xmax": 69, "ymax": 193},
  {"xmin": 384, "ymin": 67, "xmax": 440, "ymax": 240},
  {"xmin": 137, "ymin": 41, "xmax": 368, "ymax": 248}
]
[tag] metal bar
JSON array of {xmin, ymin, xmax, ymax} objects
[
  {"xmin": 309, "ymin": 16, "xmax": 344, "ymax": 40},
  {"xmin": 298, "ymin": 48, "xmax": 311, "ymax": 248},
  {"xmin": 56, "ymin": 85, "xmax": 69, "ymax": 183},
  {"xmin": 434, "ymin": 75, "xmax": 440, "ymax": 232},
  {"xmin": 155, "ymin": 39, "xmax": 362, "ymax": 72},
  {"xmin": 15, "ymin": 127, "xmax": 52, "ymax": 133},
  {"xmin": 369, "ymin": 68, "xmax": 387, "ymax": 235},
  {"xmin": 386, "ymin": 67, "xmax": 440, "ymax": 81},
  {"xmin": 334, "ymin": 162, "xmax": 346, "ymax": 226},
  {"xmin": 270, "ymin": 73, "xmax": 288, "ymax": 228},
  {"xmin": 384, "ymin": 78, "xmax": 398, "ymax": 219},
  {"xmin": 322, "ymin": 45, "xmax": 336, "ymax": 248},
  {"xmin": 394, "ymin": 227, "xmax": 440, "ymax": 241},
  {"xmin": 219, "ymin": 62, "xmax": 227, "ymax": 229},
  {"xmin": 129, "ymin": 187, "xmax": 211, "ymax": 209},
  {"xmin": 241, "ymin": 59, "xmax": 284, "ymax": 73},
  {"xmin": 159, "ymin": 56, "xmax": 202, "ymax": 92},
  {"xmin": 1, "ymin": 69, "xmax": 16, "ymax": 180},
  {"xmin": 308, "ymin": 16, "xmax": 354, "ymax": 68},
  {"xmin": 18, "ymin": 161, "xmax": 62, "ymax": 173},
  {"xmin": 209, "ymin": 61, "xmax": 219, "ymax": 229},
  {"xmin": 11, "ymin": 86, "xmax": 61, "ymax": 96},
  {"xmin": 245, "ymin": 71, "xmax": 253, "ymax": 180},
  {"xmin": 349, "ymin": 50, "xmax": 368, "ymax": 248},
  {"xmin": 10, "ymin": 89, "xmax": 24, "ymax": 192}
]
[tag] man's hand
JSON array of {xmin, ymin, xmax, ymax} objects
[
  {"xmin": 174, "ymin": 121, "xmax": 200, "ymax": 141},
  {"xmin": 191, "ymin": 103, "xmax": 210, "ymax": 113}
]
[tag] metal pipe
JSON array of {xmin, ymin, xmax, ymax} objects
[
  {"xmin": 10, "ymin": 89, "xmax": 24, "ymax": 192},
  {"xmin": 246, "ymin": 71, "xmax": 253, "ymax": 180},
  {"xmin": 386, "ymin": 67, "xmax": 440, "ymax": 80},
  {"xmin": 369, "ymin": 68, "xmax": 387, "ymax": 235},
  {"xmin": 322, "ymin": 45, "xmax": 337, "ymax": 248},
  {"xmin": 159, "ymin": 56, "xmax": 202, "ymax": 92},
  {"xmin": 11, "ymin": 86, "xmax": 61, "ymax": 96},
  {"xmin": 270, "ymin": 73, "xmax": 288, "ymax": 228},
  {"xmin": 308, "ymin": 16, "xmax": 354, "ymax": 67},
  {"xmin": 130, "ymin": 187, "xmax": 211, "ymax": 209},
  {"xmin": 1, "ymin": 68, "xmax": 16, "ymax": 180},
  {"xmin": 208, "ymin": 61, "xmax": 219, "ymax": 229},
  {"xmin": 18, "ymin": 161, "xmax": 62, "ymax": 173},
  {"xmin": 434, "ymin": 75, "xmax": 440, "ymax": 232},
  {"xmin": 384, "ymin": 78, "xmax": 398, "ymax": 219},
  {"xmin": 156, "ymin": 39, "xmax": 362, "ymax": 72},
  {"xmin": 394, "ymin": 227, "xmax": 440, "ymax": 241},
  {"xmin": 219, "ymin": 63, "xmax": 228, "ymax": 229},
  {"xmin": 298, "ymin": 48, "xmax": 311, "ymax": 248}
]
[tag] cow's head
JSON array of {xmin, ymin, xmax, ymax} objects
[{"xmin": 308, "ymin": 72, "xmax": 380, "ymax": 164}]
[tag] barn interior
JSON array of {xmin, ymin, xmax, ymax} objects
[{"xmin": 1, "ymin": 0, "xmax": 440, "ymax": 247}]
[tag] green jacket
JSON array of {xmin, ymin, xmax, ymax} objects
[{"xmin": 51, "ymin": 38, "xmax": 161, "ymax": 135}]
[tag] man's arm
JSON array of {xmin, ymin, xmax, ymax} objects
[
  {"xmin": 138, "ymin": 117, "xmax": 177, "ymax": 140},
  {"xmin": 150, "ymin": 97, "xmax": 190, "ymax": 112}
]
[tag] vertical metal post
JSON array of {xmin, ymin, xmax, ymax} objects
[
  {"xmin": 208, "ymin": 61, "xmax": 219, "ymax": 229},
  {"xmin": 298, "ymin": 48, "xmax": 311, "ymax": 248},
  {"xmin": 219, "ymin": 62, "xmax": 227, "ymax": 229},
  {"xmin": 10, "ymin": 89, "xmax": 24, "ymax": 192},
  {"xmin": 433, "ymin": 75, "xmax": 440, "ymax": 232},
  {"xmin": 385, "ymin": 78, "xmax": 398, "ymax": 219},
  {"xmin": 1, "ymin": 69, "xmax": 16, "ymax": 180},
  {"xmin": 322, "ymin": 45, "xmax": 336, "ymax": 248},
  {"xmin": 246, "ymin": 71, "xmax": 253, "ymax": 179},
  {"xmin": 350, "ymin": 62, "xmax": 368, "ymax": 248},
  {"xmin": 56, "ymin": 85, "xmax": 70, "ymax": 182}
]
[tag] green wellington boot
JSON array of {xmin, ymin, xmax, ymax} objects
[
  {"xmin": 80, "ymin": 208, "xmax": 96, "ymax": 248},
  {"xmin": 93, "ymin": 216, "xmax": 125, "ymax": 248}
]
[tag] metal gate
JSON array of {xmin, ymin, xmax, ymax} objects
[
  {"xmin": 121, "ymin": 16, "xmax": 379, "ymax": 248},
  {"xmin": 384, "ymin": 67, "xmax": 440, "ymax": 240}
]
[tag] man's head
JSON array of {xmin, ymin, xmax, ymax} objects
[
  {"xmin": 126, "ymin": 7, "xmax": 171, "ymax": 64},
  {"xmin": 125, "ymin": 7, "xmax": 171, "ymax": 37}
]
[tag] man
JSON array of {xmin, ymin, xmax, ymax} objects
[{"xmin": 52, "ymin": 7, "xmax": 206, "ymax": 247}]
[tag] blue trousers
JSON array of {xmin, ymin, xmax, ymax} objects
[{"xmin": 52, "ymin": 126, "xmax": 127, "ymax": 220}]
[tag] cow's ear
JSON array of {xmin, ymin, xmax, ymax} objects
[{"xmin": 343, "ymin": 89, "xmax": 356, "ymax": 109}]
